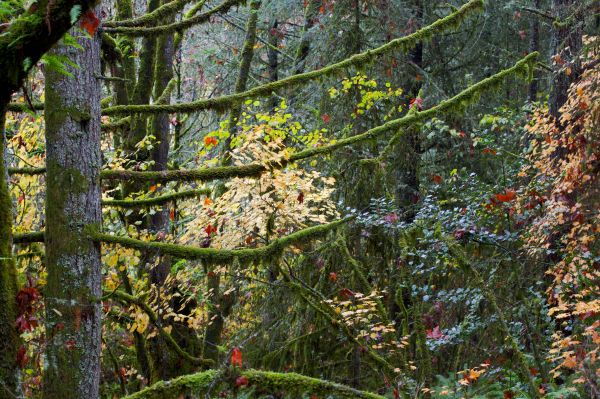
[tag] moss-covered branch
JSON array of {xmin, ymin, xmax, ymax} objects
[
  {"xmin": 102, "ymin": 0, "xmax": 484, "ymax": 115},
  {"xmin": 102, "ymin": 188, "xmax": 210, "ymax": 208},
  {"xmin": 121, "ymin": 369, "xmax": 387, "ymax": 399},
  {"xmin": 13, "ymin": 231, "xmax": 45, "ymax": 244},
  {"xmin": 103, "ymin": 0, "xmax": 194, "ymax": 28},
  {"xmin": 107, "ymin": 290, "xmax": 214, "ymax": 367},
  {"xmin": 6, "ymin": 101, "xmax": 45, "ymax": 112},
  {"xmin": 103, "ymin": 0, "xmax": 245, "ymax": 36},
  {"xmin": 91, "ymin": 218, "xmax": 351, "ymax": 262},
  {"xmin": 99, "ymin": 52, "xmax": 538, "ymax": 184},
  {"xmin": 101, "ymin": 116, "xmax": 131, "ymax": 131},
  {"xmin": 7, "ymin": 166, "xmax": 46, "ymax": 175}
]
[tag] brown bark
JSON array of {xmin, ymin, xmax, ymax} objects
[{"xmin": 549, "ymin": 0, "xmax": 583, "ymax": 119}]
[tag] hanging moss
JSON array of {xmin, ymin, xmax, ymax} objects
[
  {"xmin": 90, "ymin": 218, "xmax": 351, "ymax": 262},
  {"xmin": 104, "ymin": 0, "xmax": 246, "ymax": 36},
  {"xmin": 102, "ymin": 0, "xmax": 484, "ymax": 116},
  {"xmin": 101, "ymin": 188, "xmax": 211, "ymax": 208}
]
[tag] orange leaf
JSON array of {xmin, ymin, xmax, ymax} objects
[
  {"xmin": 149, "ymin": 185, "xmax": 157, "ymax": 193},
  {"xmin": 495, "ymin": 189, "xmax": 516, "ymax": 202},
  {"xmin": 328, "ymin": 272, "xmax": 337, "ymax": 282},
  {"xmin": 204, "ymin": 136, "xmax": 218, "ymax": 146},
  {"xmin": 432, "ymin": 174, "xmax": 443, "ymax": 184},
  {"xmin": 231, "ymin": 347, "xmax": 243, "ymax": 367},
  {"xmin": 80, "ymin": 10, "xmax": 100, "ymax": 36}
]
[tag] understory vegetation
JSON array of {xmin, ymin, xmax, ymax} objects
[{"xmin": 0, "ymin": 0, "xmax": 598, "ymax": 398}]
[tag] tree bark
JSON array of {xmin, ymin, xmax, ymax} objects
[
  {"xmin": 43, "ymin": 23, "xmax": 102, "ymax": 399},
  {"xmin": 0, "ymin": 113, "xmax": 22, "ymax": 399},
  {"xmin": 528, "ymin": 0, "xmax": 541, "ymax": 102},
  {"xmin": 549, "ymin": 0, "xmax": 583, "ymax": 119}
]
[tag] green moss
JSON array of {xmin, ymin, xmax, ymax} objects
[
  {"xmin": 13, "ymin": 231, "xmax": 44, "ymax": 244},
  {"xmin": 7, "ymin": 166, "xmax": 46, "ymax": 175},
  {"xmin": 121, "ymin": 369, "xmax": 387, "ymax": 399}
]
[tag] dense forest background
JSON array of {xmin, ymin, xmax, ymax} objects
[{"xmin": 0, "ymin": 0, "xmax": 599, "ymax": 398}]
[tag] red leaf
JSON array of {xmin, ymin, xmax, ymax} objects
[
  {"xmin": 65, "ymin": 339, "xmax": 76, "ymax": 350},
  {"xmin": 297, "ymin": 191, "xmax": 305, "ymax": 204},
  {"xmin": 426, "ymin": 326, "xmax": 445, "ymax": 340},
  {"xmin": 495, "ymin": 189, "xmax": 517, "ymax": 202},
  {"xmin": 16, "ymin": 346, "xmax": 28, "ymax": 369},
  {"xmin": 409, "ymin": 97, "xmax": 423, "ymax": 110},
  {"xmin": 235, "ymin": 376, "xmax": 249, "ymax": 387},
  {"xmin": 432, "ymin": 174, "xmax": 443, "ymax": 184},
  {"xmin": 231, "ymin": 347, "xmax": 243, "ymax": 367},
  {"xmin": 204, "ymin": 224, "xmax": 217, "ymax": 236},
  {"xmin": 504, "ymin": 391, "xmax": 514, "ymax": 399},
  {"xmin": 339, "ymin": 288, "xmax": 354, "ymax": 299},
  {"xmin": 80, "ymin": 10, "xmax": 100, "ymax": 36},
  {"xmin": 204, "ymin": 136, "xmax": 218, "ymax": 146},
  {"xmin": 482, "ymin": 147, "xmax": 497, "ymax": 155},
  {"xmin": 169, "ymin": 208, "xmax": 175, "ymax": 221},
  {"xmin": 321, "ymin": 114, "xmax": 330, "ymax": 123},
  {"xmin": 328, "ymin": 272, "xmax": 337, "ymax": 282}
]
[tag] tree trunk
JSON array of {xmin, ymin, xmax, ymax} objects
[
  {"xmin": 528, "ymin": 0, "xmax": 541, "ymax": 102},
  {"xmin": 549, "ymin": 0, "xmax": 583, "ymax": 119},
  {"xmin": 0, "ymin": 112, "xmax": 22, "ymax": 399},
  {"xmin": 43, "ymin": 23, "xmax": 102, "ymax": 399}
]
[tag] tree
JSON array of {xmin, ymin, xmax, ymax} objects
[
  {"xmin": 0, "ymin": 3, "xmax": 96, "ymax": 397},
  {"xmin": 42, "ymin": 16, "xmax": 102, "ymax": 399}
]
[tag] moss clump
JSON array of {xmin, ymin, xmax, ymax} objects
[{"xmin": 121, "ymin": 369, "xmax": 387, "ymax": 399}]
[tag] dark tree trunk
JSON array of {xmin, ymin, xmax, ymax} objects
[
  {"xmin": 43, "ymin": 24, "xmax": 102, "ymax": 399},
  {"xmin": 549, "ymin": 0, "xmax": 583, "ymax": 119},
  {"xmin": 267, "ymin": 19, "xmax": 279, "ymax": 111},
  {"xmin": 294, "ymin": 0, "xmax": 319, "ymax": 74},
  {"xmin": 528, "ymin": 0, "xmax": 541, "ymax": 102},
  {"xmin": 0, "ymin": 112, "xmax": 22, "ymax": 399}
]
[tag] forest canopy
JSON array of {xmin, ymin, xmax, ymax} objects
[{"xmin": 0, "ymin": 0, "xmax": 598, "ymax": 398}]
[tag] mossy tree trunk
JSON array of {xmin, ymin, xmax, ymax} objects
[
  {"xmin": 0, "ymin": 113, "xmax": 22, "ymax": 399},
  {"xmin": 43, "ymin": 23, "xmax": 102, "ymax": 399}
]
